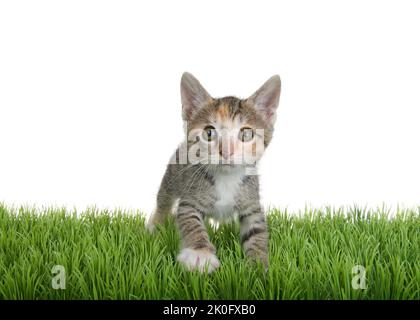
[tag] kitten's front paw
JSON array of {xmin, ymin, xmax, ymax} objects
[{"xmin": 177, "ymin": 248, "xmax": 220, "ymax": 273}]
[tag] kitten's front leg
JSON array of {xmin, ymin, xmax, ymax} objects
[
  {"xmin": 238, "ymin": 203, "xmax": 269, "ymax": 267},
  {"xmin": 176, "ymin": 200, "xmax": 220, "ymax": 273}
]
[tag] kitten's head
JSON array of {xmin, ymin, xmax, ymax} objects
[{"xmin": 180, "ymin": 72, "xmax": 281, "ymax": 168}]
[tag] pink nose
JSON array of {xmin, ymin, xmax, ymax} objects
[{"xmin": 220, "ymin": 140, "xmax": 234, "ymax": 159}]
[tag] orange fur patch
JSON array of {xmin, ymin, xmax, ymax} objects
[{"xmin": 216, "ymin": 104, "xmax": 229, "ymax": 120}]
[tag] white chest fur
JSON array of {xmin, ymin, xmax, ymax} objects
[{"xmin": 210, "ymin": 168, "xmax": 245, "ymax": 221}]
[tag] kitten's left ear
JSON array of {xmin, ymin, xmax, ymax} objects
[
  {"xmin": 246, "ymin": 75, "xmax": 281, "ymax": 126},
  {"xmin": 181, "ymin": 72, "xmax": 213, "ymax": 121}
]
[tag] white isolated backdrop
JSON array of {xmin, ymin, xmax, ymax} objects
[{"xmin": 0, "ymin": 0, "xmax": 419, "ymax": 216}]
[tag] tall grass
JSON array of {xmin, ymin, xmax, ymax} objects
[{"xmin": 0, "ymin": 204, "xmax": 418, "ymax": 299}]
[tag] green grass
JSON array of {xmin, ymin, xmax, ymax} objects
[{"xmin": 0, "ymin": 204, "xmax": 419, "ymax": 300}]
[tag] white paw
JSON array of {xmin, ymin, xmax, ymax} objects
[{"xmin": 177, "ymin": 248, "xmax": 220, "ymax": 273}]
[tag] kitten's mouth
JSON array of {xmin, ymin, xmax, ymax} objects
[
  {"xmin": 215, "ymin": 159, "xmax": 241, "ymax": 166},
  {"xmin": 192, "ymin": 155, "xmax": 256, "ymax": 167},
  {"xmin": 216, "ymin": 162, "xmax": 244, "ymax": 170}
]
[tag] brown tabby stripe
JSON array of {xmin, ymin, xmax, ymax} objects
[
  {"xmin": 241, "ymin": 226, "xmax": 267, "ymax": 244},
  {"xmin": 176, "ymin": 204, "xmax": 215, "ymax": 252},
  {"xmin": 238, "ymin": 206, "xmax": 261, "ymax": 222}
]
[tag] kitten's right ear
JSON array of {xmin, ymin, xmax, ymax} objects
[
  {"xmin": 181, "ymin": 72, "xmax": 212, "ymax": 121},
  {"xmin": 246, "ymin": 75, "xmax": 281, "ymax": 127}
]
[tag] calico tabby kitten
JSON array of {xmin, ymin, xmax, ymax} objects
[{"xmin": 148, "ymin": 72, "xmax": 281, "ymax": 273}]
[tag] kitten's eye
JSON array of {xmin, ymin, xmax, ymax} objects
[
  {"xmin": 239, "ymin": 127, "xmax": 254, "ymax": 142},
  {"xmin": 202, "ymin": 126, "xmax": 217, "ymax": 142}
]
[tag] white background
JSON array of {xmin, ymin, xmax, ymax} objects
[{"xmin": 1, "ymin": 1, "xmax": 419, "ymax": 216}]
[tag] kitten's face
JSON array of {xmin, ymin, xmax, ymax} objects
[
  {"xmin": 180, "ymin": 73, "xmax": 281, "ymax": 168},
  {"xmin": 187, "ymin": 97, "xmax": 268, "ymax": 166}
]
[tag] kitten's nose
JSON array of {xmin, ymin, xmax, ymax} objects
[{"xmin": 219, "ymin": 139, "xmax": 234, "ymax": 160}]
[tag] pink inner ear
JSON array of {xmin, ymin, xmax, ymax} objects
[
  {"xmin": 265, "ymin": 109, "xmax": 275, "ymax": 120},
  {"xmin": 249, "ymin": 76, "xmax": 281, "ymax": 125},
  {"xmin": 254, "ymin": 96, "xmax": 278, "ymax": 124},
  {"xmin": 182, "ymin": 99, "xmax": 194, "ymax": 118}
]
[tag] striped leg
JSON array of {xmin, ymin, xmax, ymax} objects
[
  {"xmin": 176, "ymin": 200, "xmax": 220, "ymax": 273},
  {"xmin": 239, "ymin": 205, "xmax": 269, "ymax": 267}
]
